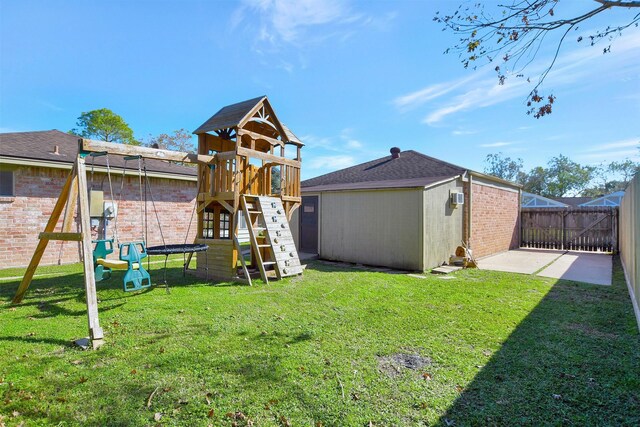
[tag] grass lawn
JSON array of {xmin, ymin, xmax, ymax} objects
[{"xmin": 0, "ymin": 256, "xmax": 638, "ymax": 426}]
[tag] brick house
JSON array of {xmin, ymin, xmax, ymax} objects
[
  {"xmin": 290, "ymin": 149, "xmax": 521, "ymax": 271},
  {"xmin": 0, "ymin": 130, "xmax": 198, "ymax": 268}
]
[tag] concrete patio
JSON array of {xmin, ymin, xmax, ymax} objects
[{"xmin": 478, "ymin": 248, "xmax": 613, "ymax": 286}]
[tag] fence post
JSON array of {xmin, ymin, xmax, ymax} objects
[
  {"xmin": 561, "ymin": 210, "xmax": 565, "ymax": 251},
  {"xmin": 613, "ymin": 207, "xmax": 618, "ymax": 254}
]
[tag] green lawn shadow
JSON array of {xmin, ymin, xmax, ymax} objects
[{"xmin": 436, "ymin": 256, "xmax": 640, "ymax": 426}]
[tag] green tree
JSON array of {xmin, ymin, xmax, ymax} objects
[
  {"xmin": 609, "ymin": 159, "xmax": 640, "ymax": 183},
  {"xmin": 583, "ymin": 159, "xmax": 639, "ymax": 195},
  {"xmin": 70, "ymin": 108, "xmax": 138, "ymax": 145},
  {"xmin": 145, "ymin": 129, "xmax": 195, "ymax": 152},
  {"xmin": 483, "ymin": 153, "xmax": 525, "ymax": 182},
  {"xmin": 544, "ymin": 155, "xmax": 595, "ymax": 197},
  {"xmin": 271, "ymin": 167, "xmax": 281, "ymax": 194},
  {"xmin": 521, "ymin": 166, "xmax": 549, "ymax": 195},
  {"xmin": 435, "ymin": 1, "xmax": 640, "ymax": 117}
]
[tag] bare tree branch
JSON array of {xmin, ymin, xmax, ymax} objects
[{"xmin": 434, "ymin": 0, "xmax": 640, "ymax": 117}]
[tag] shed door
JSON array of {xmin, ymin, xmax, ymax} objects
[{"xmin": 300, "ymin": 196, "xmax": 319, "ymax": 253}]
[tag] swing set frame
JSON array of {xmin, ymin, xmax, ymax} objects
[
  {"xmin": 11, "ymin": 138, "xmax": 209, "ymax": 348},
  {"xmin": 12, "ymin": 97, "xmax": 304, "ymax": 349}
]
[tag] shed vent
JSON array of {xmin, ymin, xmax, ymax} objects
[{"xmin": 390, "ymin": 147, "xmax": 400, "ymax": 159}]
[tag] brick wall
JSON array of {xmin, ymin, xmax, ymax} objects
[
  {"xmin": 0, "ymin": 165, "xmax": 197, "ymax": 269},
  {"xmin": 470, "ymin": 181, "xmax": 520, "ymax": 259}
]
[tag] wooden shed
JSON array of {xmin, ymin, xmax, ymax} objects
[{"xmin": 291, "ymin": 149, "xmax": 521, "ymax": 271}]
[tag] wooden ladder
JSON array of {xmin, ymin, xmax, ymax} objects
[{"xmin": 241, "ymin": 195, "xmax": 303, "ymax": 284}]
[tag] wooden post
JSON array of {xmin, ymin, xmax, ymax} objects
[
  {"xmin": 62, "ymin": 175, "xmax": 79, "ymax": 232},
  {"xmin": 12, "ymin": 166, "xmax": 76, "ymax": 304},
  {"xmin": 612, "ymin": 207, "xmax": 619, "ymax": 254},
  {"xmin": 561, "ymin": 211, "xmax": 566, "ymax": 251},
  {"xmin": 76, "ymin": 155, "xmax": 104, "ymax": 345}
]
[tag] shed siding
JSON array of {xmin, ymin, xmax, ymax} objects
[
  {"xmin": 319, "ymin": 189, "xmax": 423, "ymax": 270},
  {"xmin": 470, "ymin": 177, "xmax": 520, "ymax": 259},
  {"xmin": 423, "ymin": 179, "xmax": 464, "ymax": 269}
]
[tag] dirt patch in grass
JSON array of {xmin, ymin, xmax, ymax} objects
[{"xmin": 377, "ymin": 353, "xmax": 432, "ymax": 378}]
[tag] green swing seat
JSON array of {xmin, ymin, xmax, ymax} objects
[{"xmin": 93, "ymin": 239, "xmax": 151, "ymax": 292}]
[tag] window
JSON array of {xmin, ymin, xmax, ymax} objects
[
  {"xmin": 219, "ymin": 210, "xmax": 230, "ymax": 239},
  {"xmin": 202, "ymin": 209, "xmax": 215, "ymax": 238},
  {"xmin": 201, "ymin": 207, "xmax": 232, "ymax": 239},
  {"xmin": 0, "ymin": 170, "xmax": 14, "ymax": 197}
]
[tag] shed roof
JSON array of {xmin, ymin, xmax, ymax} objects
[
  {"xmin": 302, "ymin": 176, "xmax": 458, "ymax": 192},
  {"xmin": 0, "ymin": 130, "xmax": 197, "ymax": 178},
  {"xmin": 301, "ymin": 150, "xmax": 467, "ymax": 191}
]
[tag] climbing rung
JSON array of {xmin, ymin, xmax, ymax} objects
[{"xmin": 241, "ymin": 194, "xmax": 302, "ymax": 283}]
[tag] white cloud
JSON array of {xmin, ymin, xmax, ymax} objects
[
  {"xmin": 423, "ymin": 77, "xmax": 533, "ymax": 125},
  {"xmin": 480, "ymin": 141, "xmax": 516, "ymax": 148},
  {"xmin": 301, "ymin": 134, "xmax": 334, "ymax": 150},
  {"xmin": 580, "ymin": 149, "xmax": 640, "ymax": 162},
  {"xmin": 307, "ymin": 155, "xmax": 356, "ymax": 170},
  {"xmin": 234, "ymin": 0, "xmax": 393, "ymax": 51},
  {"xmin": 254, "ymin": 0, "xmax": 348, "ymax": 44},
  {"xmin": 397, "ymin": 31, "xmax": 640, "ymax": 125},
  {"xmin": 452, "ymin": 129, "xmax": 478, "ymax": 136},
  {"xmin": 393, "ymin": 72, "xmax": 483, "ymax": 112},
  {"xmin": 584, "ymin": 138, "xmax": 639, "ymax": 152},
  {"xmin": 346, "ymin": 139, "xmax": 363, "ymax": 149},
  {"xmin": 578, "ymin": 138, "xmax": 640, "ymax": 163},
  {"xmin": 304, "ymin": 128, "xmax": 368, "ymax": 152}
]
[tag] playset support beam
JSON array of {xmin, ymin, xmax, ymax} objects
[
  {"xmin": 81, "ymin": 138, "xmax": 209, "ymax": 164},
  {"xmin": 12, "ymin": 164, "xmax": 77, "ymax": 304},
  {"xmin": 12, "ymin": 154, "xmax": 105, "ymax": 348},
  {"xmin": 76, "ymin": 154, "xmax": 104, "ymax": 345}
]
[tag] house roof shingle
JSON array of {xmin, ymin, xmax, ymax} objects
[
  {"xmin": 0, "ymin": 130, "xmax": 197, "ymax": 177},
  {"xmin": 301, "ymin": 150, "xmax": 467, "ymax": 191}
]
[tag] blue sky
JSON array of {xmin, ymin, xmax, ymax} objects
[{"xmin": 1, "ymin": 0, "xmax": 638, "ymax": 180}]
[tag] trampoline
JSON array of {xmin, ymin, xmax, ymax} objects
[
  {"xmin": 146, "ymin": 244, "xmax": 208, "ymax": 255},
  {"xmin": 146, "ymin": 244, "xmax": 209, "ymax": 290}
]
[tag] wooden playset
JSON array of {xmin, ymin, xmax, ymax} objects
[{"xmin": 11, "ymin": 96, "xmax": 303, "ymax": 348}]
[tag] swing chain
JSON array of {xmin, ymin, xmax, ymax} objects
[
  {"xmin": 105, "ymin": 154, "xmax": 118, "ymax": 244},
  {"xmin": 137, "ymin": 156, "xmax": 144, "ymax": 242}
]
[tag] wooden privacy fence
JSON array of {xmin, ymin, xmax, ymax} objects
[
  {"xmin": 521, "ymin": 207, "xmax": 618, "ymax": 252},
  {"xmin": 619, "ymin": 174, "xmax": 639, "ymax": 330}
]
